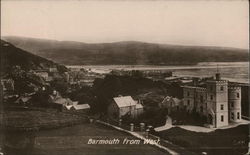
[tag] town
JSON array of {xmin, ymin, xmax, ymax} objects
[
  {"xmin": 1, "ymin": 1, "xmax": 249, "ymax": 153},
  {"xmin": 1, "ymin": 51, "xmax": 250, "ymax": 155}
]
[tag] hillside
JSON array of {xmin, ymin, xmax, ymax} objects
[
  {"xmin": 2, "ymin": 36, "xmax": 249, "ymax": 65},
  {"xmin": 0, "ymin": 40, "xmax": 67, "ymax": 77}
]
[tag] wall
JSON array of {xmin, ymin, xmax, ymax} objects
[{"xmin": 228, "ymin": 86, "xmax": 241, "ymax": 122}]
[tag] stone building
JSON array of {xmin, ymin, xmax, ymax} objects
[
  {"xmin": 159, "ymin": 96, "xmax": 182, "ymax": 114},
  {"xmin": 183, "ymin": 73, "xmax": 242, "ymax": 128},
  {"xmin": 107, "ymin": 96, "xmax": 143, "ymax": 120}
]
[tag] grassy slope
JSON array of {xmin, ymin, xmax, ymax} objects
[
  {"xmin": 3, "ymin": 36, "xmax": 249, "ymax": 65},
  {"xmin": 3, "ymin": 118, "xmax": 170, "ymax": 155},
  {"xmin": 2, "ymin": 109, "xmax": 87, "ymax": 131},
  {"xmin": 158, "ymin": 125, "xmax": 249, "ymax": 155},
  {"xmin": 0, "ymin": 40, "xmax": 67, "ymax": 77}
]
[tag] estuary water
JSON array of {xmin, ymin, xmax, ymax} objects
[{"xmin": 67, "ymin": 62, "xmax": 249, "ymax": 84}]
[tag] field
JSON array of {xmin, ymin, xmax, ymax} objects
[
  {"xmin": 4, "ymin": 123, "xmax": 169, "ymax": 155},
  {"xmin": 2, "ymin": 109, "xmax": 87, "ymax": 131},
  {"xmin": 157, "ymin": 124, "xmax": 249, "ymax": 155}
]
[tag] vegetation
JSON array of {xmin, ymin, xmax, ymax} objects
[
  {"xmin": 3, "ymin": 123, "xmax": 170, "ymax": 155},
  {"xmin": 2, "ymin": 109, "xmax": 87, "ymax": 131},
  {"xmin": 91, "ymin": 75, "xmax": 180, "ymax": 113},
  {"xmin": 157, "ymin": 124, "xmax": 249, "ymax": 155},
  {"xmin": 3, "ymin": 36, "xmax": 248, "ymax": 65},
  {"xmin": 8, "ymin": 66, "xmax": 45, "ymax": 94}
]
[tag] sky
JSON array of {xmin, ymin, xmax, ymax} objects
[{"xmin": 1, "ymin": 0, "xmax": 249, "ymax": 49}]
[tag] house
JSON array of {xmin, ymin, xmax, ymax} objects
[
  {"xmin": 135, "ymin": 102, "xmax": 144, "ymax": 116},
  {"xmin": 48, "ymin": 90, "xmax": 73, "ymax": 106},
  {"xmin": 64, "ymin": 102, "xmax": 90, "ymax": 113},
  {"xmin": 1, "ymin": 79, "xmax": 14, "ymax": 92},
  {"xmin": 52, "ymin": 98, "xmax": 73, "ymax": 106},
  {"xmin": 14, "ymin": 96, "xmax": 32, "ymax": 106},
  {"xmin": 33, "ymin": 69, "xmax": 52, "ymax": 82},
  {"xmin": 107, "ymin": 96, "xmax": 143, "ymax": 119},
  {"xmin": 49, "ymin": 67, "xmax": 58, "ymax": 73},
  {"xmin": 159, "ymin": 96, "xmax": 182, "ymax": 114},
  {"xmin": 182, "ymin": 73, "xmax": 242, "ymax": 128},
  {"xmin": 71, "ymin": 104, "xmax": 90, "ymax": 113}
]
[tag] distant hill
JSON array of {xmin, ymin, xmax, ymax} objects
[
  {"xmin": 0, "ymin": 40, "xmax": 66, "ymax": 76},
  {"xmin": 2, "ymin": 36, "xmax": 249, "ymax": 65}
]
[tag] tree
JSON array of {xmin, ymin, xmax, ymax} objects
[
  {"xmin": 9, "ymin": 66, "xmax": 44, "ymax": 94},
  {"xmin": 50, "ymin": 78, "xmax": 69, "ymax": 95}
]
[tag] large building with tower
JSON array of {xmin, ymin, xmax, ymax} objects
[{"xmin": 183, "ymin": 73, "xmax": 241, "ymax": 128}]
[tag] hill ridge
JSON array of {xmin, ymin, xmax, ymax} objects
[{"xmin": 2, "ymin": 36, "xmax": 249, "ymax": 65}]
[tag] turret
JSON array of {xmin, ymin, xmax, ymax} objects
[
  {"xmin": 228, "ymin": 85, "xmax": 241, "ymax": 122},
  {"xmin": 215, "ymin": 73, "xmax": 221, "ymax": 81},
  {"xmin": 206, "ymin": 73, "xmax": 228, "ymax": 128}
]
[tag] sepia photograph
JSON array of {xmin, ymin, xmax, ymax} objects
[{"xmin": 0, "ymin": 0, "xmax": 249, "ymax": 155}]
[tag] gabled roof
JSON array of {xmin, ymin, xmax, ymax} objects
[
  {"xmin": 113, "ymin": 96, "xmax": 136, "ymax": 108},
  {"xmin": 162, "ymin": 96, "xmax": 171, "ymax": 103}
]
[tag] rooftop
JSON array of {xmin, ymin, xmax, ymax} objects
[{"xmin": 113, "ymin": 96, "xmax": 136, "ymax": 108}]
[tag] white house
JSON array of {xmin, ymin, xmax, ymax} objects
[
  {"xmin": 159, "ymin": 96, "xmax": 182, "ymax": 114},
  {"xmin": 107, "ymin": 96, "xmax": 143, "ymax": 119}
]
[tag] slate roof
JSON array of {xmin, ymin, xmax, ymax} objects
[{"xmin": 113, "ymin": 96, "xmax": 136, "ymax": 108}]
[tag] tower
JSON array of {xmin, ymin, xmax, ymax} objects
[
  {"xmin": 206, "ymin": 73, "xmax": 229, "ymax": 128},
  {"xmin": 228, "ymin": 85, "xmax": 241, "ymax": 122}
]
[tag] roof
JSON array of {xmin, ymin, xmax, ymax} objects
[
  {"xmin": 162, "ymin": 96, "xmax": 171, "ymax": 103},
  {"xmin": 172, "ymin": 98, "xmax": 181, "ymax": 104},
  {"xmin": 72, "ymin": 101, "xmax": 78, "ymax": 106},
  {"xmin": 65, "ymin": 105, "xmax": 73, "ymax": 110},
  {"xmin": 15, "ymin": 96, "xmax": 32, "ymax": 103},
  {"xmin": 113, "ymin": 96, "xmax": 136, "ymax": 108},
  {"xmin": 136, "ymin": 104, "xmax": 143, "ymax": 109},
  {"xmin": 72, "ymin": 104, "xmax": 90, "ymax": 110},
  {"xmin": 53, "ymin": 98, "xmax": 73, "ymax": 105}
]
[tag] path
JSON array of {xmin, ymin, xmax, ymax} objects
[{"xmin": 96, "ymin": 120, "xmax": 179, "ymax": 155}]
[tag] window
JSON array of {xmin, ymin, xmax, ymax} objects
[
  {"xmin": 200, "ymin": 106, "xmax": 203, "ymax": 113},
  {"xmin": 210, "ymin": 95, "xmax": 213, "ymax": 100},
  {"xmin": 220, "ymin": 86, "xmax": 224, "ymax": 91},
  {"xmin": 237, "ymin": 112, "xmax": 240, "ymax": 119},
  {"xmin": 221, "ymin": 115, "xmax": 224, "ymax": 122},
  {"xmin": 210, "ymin": 86, "xmax": 213, "ymax": 91},
  {"xmin": 231, "ymin": 112, "xmax": 234, "ymax": 120},
  {"xmin": 231, "ymin": 102, "xmax": 234, "ymax": 108},
  {"xmin": 237, "ymin": 93, "xmax": 240, "ymax": 98},
  {"xmin": 187, "ymin": 92, "xmax": 190, "ymax": 97},
  {"xmin": 200, "ymin": 95, "xmax": 203, "ymax": 103},
  {"xmin": 187, "ymin": 100, "xmax": 190, "ymax": 105},
  {"xmin": 220, "ymin": 104, "xmax": 224, "ymax": 110}
]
